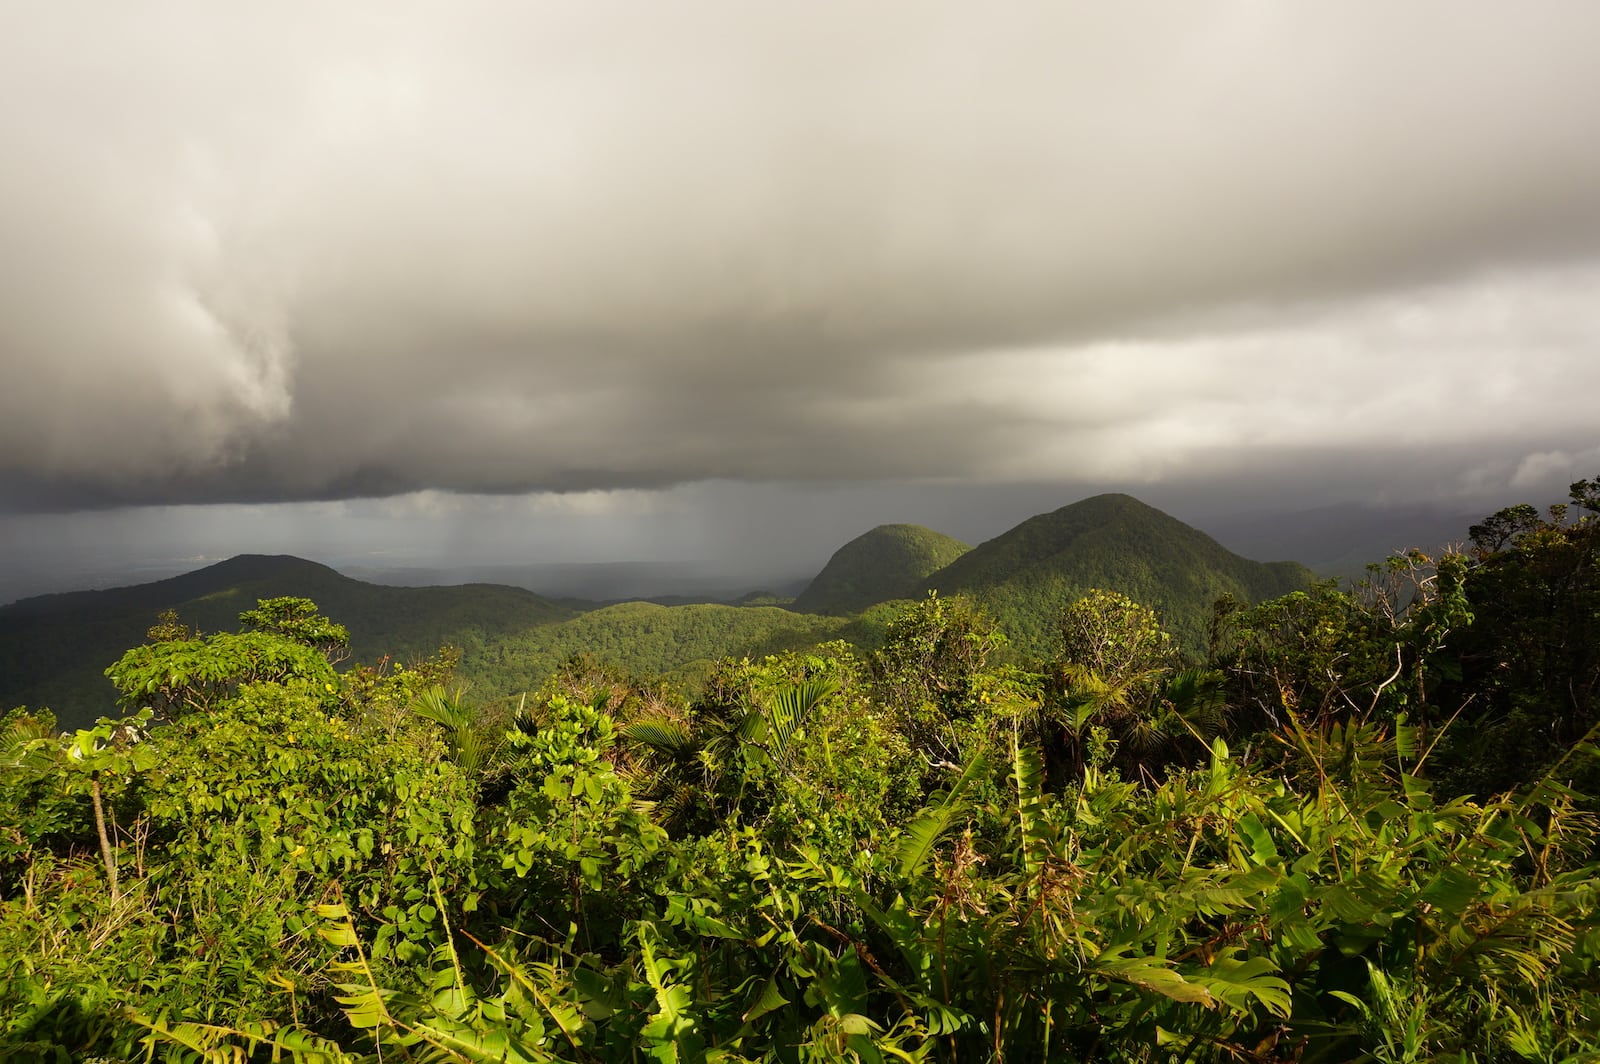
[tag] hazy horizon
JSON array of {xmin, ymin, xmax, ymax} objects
[
  {"xmin": 4, "ymin": 4, "xmax": 1597, "ymax": 588},
  {"xmin": 0, "ymin": 485, "xmax": 1490, "ymax": 607}
]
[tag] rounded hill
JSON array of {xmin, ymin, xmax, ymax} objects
[
  {"xmin": 791, "ymin": 524, "xmax": 972, "ymax": 616},
  {"xmin": 0, "ymin": 554, "xmax": 574, "ymax": 729},
  {"xmin": 924, "ymin": 494, "xmax": 1312, "ymax": 656}
]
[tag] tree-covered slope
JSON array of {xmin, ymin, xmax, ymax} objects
[
  {"xmin": 925, "ymin": 493, "xmax": 1313, "ymax": 656},
  {"xmin": 460, "ymin": 600, "xmax": 854, "ymax": 694},
  {"xmin": 1, "ymin": 495, "xmax": 1317, "ymax": 723},
  {"xmin": 0, "ymin": 555, "xmax": 575, "ymax": 727},
  {"xmin": 1, "ymin": 555, "xmax": 880, "ymax": 723},
  {"xmin": 791, "ymin": 524, "xmax": 972, "ymax": 615}
]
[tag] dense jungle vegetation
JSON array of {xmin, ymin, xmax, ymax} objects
[{"xmin": 4, "ymin": 481, "xmax": 1600, "ymax": 1062}]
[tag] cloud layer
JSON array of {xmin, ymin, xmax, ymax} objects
[{"xmin": 4, "ymin": 2, "xmax": 1600, "ymax": 511}]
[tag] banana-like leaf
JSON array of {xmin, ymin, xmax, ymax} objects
[{"xmin": 896, "ymin": 752, "xmax": 990, "ymax": 877}]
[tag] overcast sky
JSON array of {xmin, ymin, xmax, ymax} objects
[{"xmin": 4, "ymin": 3, "xmax": 1600, "ymax": 597}]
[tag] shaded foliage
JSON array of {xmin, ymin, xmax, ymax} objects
[{"xmin": 1435, "ymin": 485, "xmax": 1600, "ymax": 797}]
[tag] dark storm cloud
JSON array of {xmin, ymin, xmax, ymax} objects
[{"xmin": 3, "ymin": 2, "xmax": 1600, "ymax": 511}]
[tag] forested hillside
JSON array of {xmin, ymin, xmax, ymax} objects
[
  {"xmin": 924, "ymin": 493, "xmax": 1313, "ymax": 655},
  {"xmin": 4, "ymin": 479, "xmax": 1600, "ymax": 1061},
  {"xmin": 459, "ymin": 601, "xmax": 852, "ymax": 696},
  {"xmin": 0, "ymin": 555, "xmax": 575, "ymax": 730},
  {"xmin": 790, "ymin": 524, "xmax": 971, "ymax": 615},
  {"xmin": 3, "ymin": 495, "xmax": 1313, "ymax": 729}
]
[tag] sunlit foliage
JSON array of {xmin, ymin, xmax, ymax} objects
[{"xmin": 4, "ymin": 481, "xmax": 1600, "ymax": 1061}]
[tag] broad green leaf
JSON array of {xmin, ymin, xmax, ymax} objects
[
  {"xmin": 1238, "ymin": 813, "xmax": 1279, "ymax": 863},
  {"xmin": 742, "ymin": 973, "xmax": 790, "ymax": 1023},
  {"xmin": 896, "ymin": 752, "xmax": 988, "ymax": 877},
  {"xmin": 1196, "ymin": 950, "xmax": 1293, "ymax": 1018},
  {"xmin": 1096, "ymin": 954, "xmax": 1216, "ymax": 1007}
]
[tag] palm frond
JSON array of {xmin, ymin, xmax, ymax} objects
[
  {"xmin": 623, "ymin": 715, "xmax": 696, "ymax": 757},
  {"xmin": 1014, "ymin": 729, "xmax": 1048, "ymax": 876},
  {"xmin": 757, "ymin": 678, "xmax": 840, "ymax": 767},
  {"xmin": 412, "ymin": 686, "xmax": 473, "ymax": 731}
]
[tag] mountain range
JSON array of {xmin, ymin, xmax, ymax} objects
[{"xmin": 4, "ymin": 493, "xmax": 1321, "ymax": 728}]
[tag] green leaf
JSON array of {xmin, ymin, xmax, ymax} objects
[
  {"xmin": 623, "ymin": 716, "xmax": 696, "ymax": 756},
  {"xmin": 1196, "ymin": 950, "xmax": 1292, "ymax": 1018},
  {"xmin": 334, "ymin": 985, "xmax": 394, "ymax": 1029},
  {"xmin": 1418, "ymin": 866, "xmax": 1480, "ymax": 913},
  {"xmin": 1014, "ymin": 731, "xmax": 1047, "ymax": 876},
  {"xmin": 1238, "ymin": 813, "xmax": 1279, "ymax": 863},
  {"xmin": 320, "ymin": 925, "xmax": 360, "ymax": 948},
  {"xmin": 742, "ymin": 972, "xmax": 790, "ymax": 1023},
  {"xmin": 1096, "ymin": 953, "xmax": 1216, "ymax": 1007},
  {"xmin": 758, "ymin": 678, "xmax": 839, "ymax": 766},
  {"xmin": 895, "ymin": 752, "xmax": 989, "ymax": 877},
  {"xmin": 1394, "ymin": 712, "xmax": 1417, "ymax": 760}
]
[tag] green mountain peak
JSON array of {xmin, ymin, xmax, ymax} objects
[
  {"xmin": 923, "ymin": 494, "xmax": 1313, "ymax": 656},
  {"xmin": 0, "ymin": 554, "xmax": 573, "ymax": 729},
  {"xmin": 791, "ymin": 524, "xmax": 972, "ymax": 615}
]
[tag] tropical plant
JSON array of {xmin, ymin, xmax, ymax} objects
[{"xmin": 6, "ymin": 542, "xmax": 1600, "ymax": 1063}]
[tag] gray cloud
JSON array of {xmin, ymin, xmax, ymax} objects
[{"xmin": 3, "ymin": 2, "xmax": 1600, "ymax": 512}]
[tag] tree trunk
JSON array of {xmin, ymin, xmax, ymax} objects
[{"xmin": 91, "ymin": 772, "xmax": 119, "ymax": 901}]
